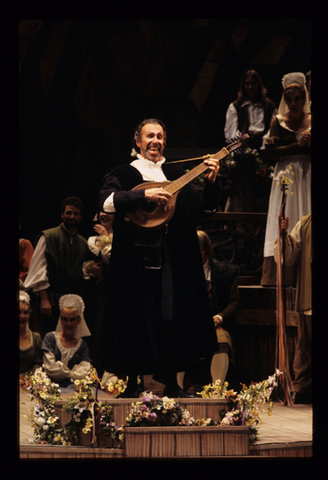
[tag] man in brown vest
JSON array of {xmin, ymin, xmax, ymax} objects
[{"xmin": 274, "ymin": 213, "xmax": 312, "ymax": 404}]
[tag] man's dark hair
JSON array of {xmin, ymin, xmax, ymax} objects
[
  {"xmin": 133, "ymin": 118, "xmax": 167, "ymax": 148},
  {"xmin": 61, "ymin": 196, "xmax": 83, "ymax": 213}
]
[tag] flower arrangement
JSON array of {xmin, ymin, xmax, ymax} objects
[
  {"xmin": 22, "ymin": 367, "xmax": 65, "ymax": 445},
  {"xmin": 193, "ymin": 417, "xmax": 218, "ymax": 426},
  {"xmin": 61, "ymin": 369, "xmax": 123, "ymax": 444},
  {"xmin": 125, "ymin": 392, "xmax": 194, "ymax": 427},
  {"xmin": 22, "ymin": 367, "xmax": 281, "ymax": 446},
  {"xmin": 219, "ymin": 370, "xmax": 282, "ymax": 441},
  {"xmin": 103, "ymin": 377, "xmax": 127, "ymax": 398},
  {"xmin": 271, "ymin": 164, "xmax": 294, "ymax": 194},
  {"xmin": 217, "ymin": 147, "xmax": 274, "ymax": 181},
  {"xmin": 61, "ymin": 374, "xmax": 96, "ymax": 442},
  {"xmin": 245, "ymin": 147, "xmax": 275, "ymax": 181},
  {"xmin": 197, "ymin": 379, "xmax": 237, "ymax": 400},
  {"xmin": 96, "ymin": 401, "xmax": 125, "ymax": 443}
]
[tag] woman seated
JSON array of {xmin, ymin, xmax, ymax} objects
[
  {"xmin": 19, "ymin": 291, "xmax": 42, "ymax": 375},
  {"xmin": 41, "ymin": 294, "xmax": 92, "ymax": 390}
]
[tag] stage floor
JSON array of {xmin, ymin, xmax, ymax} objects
[{"xmin": 19, "ymin": 389, "xmax": 312, "ymax": 458}]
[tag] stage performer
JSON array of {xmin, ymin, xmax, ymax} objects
[
  {"xmin": 197, "ymin": 230, "xmax": 240, "ymax": 384},
  {"xmin": 261, "ymin": 72, "xmax": 311, "ymax": 286},
  {"xmin": 41, "ymin": 294, "xmax": 92, "ymax": 391},
  {"xmin": 24, "ymin": 197, "xmax": 90, "ymax": 338},
  {"xmin": 19, "ymin": 291, "xmax": 42, "ymax": 375},
  {"xmin": 274, "ymin": 214, "xmax": 312, "ymax": 404},
  {"xmin": 223, "ymin": 69, "xmax": 277, "ymax": 214},
  {"xmin": 98, "ymin": 118, "xmax": 220, "ymax": 397}
]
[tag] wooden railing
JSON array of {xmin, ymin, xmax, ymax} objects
[{"xmin": 196, "ymin": 212, "xmax": 268, "ymax": 284}]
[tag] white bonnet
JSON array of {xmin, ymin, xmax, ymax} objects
[
  {"xmin": 278, "ymin": 72, "xmax": 311, "ymax": 115},
  {"xmin": 56, "ymin": 294, "xmax": 91, "ymax": 338},
  {"xmin": 282, "ymin": 72, "xmax": 306, "ymax": 89},
  {"xmin": 19, "ymin": 291, "xmax": 30, "ymax": 304}
]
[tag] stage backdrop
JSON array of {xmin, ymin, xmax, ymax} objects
[{"xmin": 19, "ymin": 19, "xmax": 311, "ymax": 243}]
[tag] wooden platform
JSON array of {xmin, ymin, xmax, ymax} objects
[{"xmin": 19, "ymin": 389, "xmax": 312, "ymax": 459}]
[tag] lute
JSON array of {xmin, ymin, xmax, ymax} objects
[{"xmin": 126, "ymin": 134, "xmax": 249, "ymax": 228}]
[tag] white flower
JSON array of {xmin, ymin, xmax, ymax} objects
[
  {"xmin": 33, "ymin": 404, "xmax": 42, "ymax": 416},
  {"xmin": 130, "ymin": 148, "xmax": 138, "ymax": 157},
  {"xmin": 162, "ymin": 397, "xmax": 175, "ymax": 410},
  {"xmin": 221, "ymin": 417, "xmax": 231, "ymax": 426},
  {"xmin": 73, "ymin": 413, "xmax": 81, "ymax": 422},
  {"xmin": 47, "ymin": 416, "xmax": 58, "ymax": 425},
  {"xmin": 74, "ymin": 404, "xmax": 86, "ymax": 414},
  {"xmin": 36, "ymin": 417, "xmax": 46, "ymax": 426}
]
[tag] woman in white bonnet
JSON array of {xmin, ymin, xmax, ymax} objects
[
  {"xmin": 41, "ymin": 294, "xmax": 92, "ymax": 390},
  {"xmin": 19, "ymin": 291, "xmax": 42, "ymax": 374},
  {"xmin": 261, "ymin": 72, "xmax": 311, "ymax": 285}
]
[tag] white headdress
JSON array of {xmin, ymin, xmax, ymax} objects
[
  {"xmin": 19, "ymin": 291, "xmax": 31, "ymax": 332},
  {"xmin": 56, "ymin": 294, "xmax": 91, "ymax": 338},
  {"xmin": 19, "ymin": 291, "xmax": 30, "ymax": 304},
  {"xmin": 278, "ymin": 72, "xmax": 311, "ymax": 115}
]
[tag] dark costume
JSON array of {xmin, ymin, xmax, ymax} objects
[
  {"xmin": 20, "ymin": 331, "xmax": 43, "ymax": 374},
  {"xmin": 207, "ymin": 258, "xmax": 239, "ymax": 354},
  {"xmin": 41, "ymin": 225, "xmax": 89, "ymax": 305},
  {"xmin": 99, "ymin": 163, "xmax": 219, "ymax": 379},
  {"xmin": 26, "ymin": 224, "xmax": 90, "ymax": 337},
  {"xmin": 231, "ymin": 98, "xmax": 277, "ymax": 150}
]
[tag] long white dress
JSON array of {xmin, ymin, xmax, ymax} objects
[{"xmin": 263, "ymin": 115, "xmax": 311, "ymax": 259}]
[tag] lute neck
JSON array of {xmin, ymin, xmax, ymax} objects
[{"xmin": 164, "ymin": 147, "xmax": 229, "ymax": 195}]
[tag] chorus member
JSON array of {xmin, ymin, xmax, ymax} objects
[
  {"xmin": 262, "ymin": 72, "xmax": 311, "ymax": 285},
  {"xmin": 24, "ymin": 197, "xmax": 89, "ymax": 337},
  {"xmin": 223, "ymin": 70, "xmax": 277, "ymax": 214},
  {"xmin": 41, "ymin": 294, "xmax": 92, "ymax": 390},
  {"xmin": 274, "ymin": 214, "xmax": 312, "ymax": 404},
  {"xmin": 224, "ymin": 69, "xmax": 277, "ymax": 151},
  {"xmin": 19, "ymin": 291, "xmax": 42, "ymax": 375},
  {"xmin": 198, "ymin": 230, "xmax": 240, "ymax": 384}
]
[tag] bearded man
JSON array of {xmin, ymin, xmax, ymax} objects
[{"xmin": 24, "ymin": 197, "xmax": 89, "ymax": 337}]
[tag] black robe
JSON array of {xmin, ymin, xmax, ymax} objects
[{"xmin": 99, "ymin": 162, "xmax": 219, "ymax": 377}]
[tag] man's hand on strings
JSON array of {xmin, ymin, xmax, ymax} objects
[
  {"xmin": 144, "ymin": 187, "xmax": 172, "ymax": 207},
  {"xmin": 204, "ymin": 157, "xmax": 220, "ymax": 183}
]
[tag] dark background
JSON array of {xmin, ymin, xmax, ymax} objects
[{"xmin": 19, "ymin": 18, "xmax": 311, "ymax": 243}]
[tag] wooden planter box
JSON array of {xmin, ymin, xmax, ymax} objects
[
  {"xmin": 55, "ymin": 398, "xmax": 233, "ymax": 432},
  {"xmin": 125, "ymin": 425, "xmax": 249, "ymax": 457},
  {"xmin": 96, "ymin": 431, "xmax": 123, "ymax": 449},
  {"xmin": 73, "ymin": 427, "xmax": 93, "ymax": 446},
  {"xmin": 53, "ymin": 397, "xmax": 236, "ymax": 451}
]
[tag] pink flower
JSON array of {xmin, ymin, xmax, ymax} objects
[{"xmin": 148, "ymin": 412, "xmax": 157, "ymax": 422}]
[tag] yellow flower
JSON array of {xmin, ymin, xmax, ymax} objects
[{"xmin": 82, "ymin": 417, "xmax": 93, "ymax": 434}]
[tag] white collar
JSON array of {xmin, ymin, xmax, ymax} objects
[
  {"xmin": 130, "ymin": 154, "xmax": 167, "ymax": 182},
  {"xmin": 132, "ymin": 153, "xmax": 166, "ymax": 167}
]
